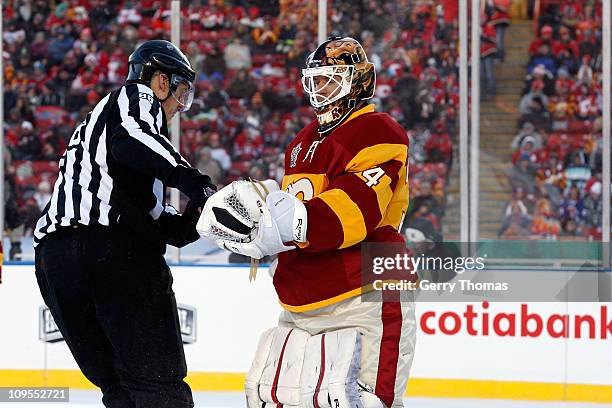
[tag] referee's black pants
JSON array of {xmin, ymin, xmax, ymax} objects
[{"xmin": 34, "ymin": 225, "xmax": 194, "ymax": 408}]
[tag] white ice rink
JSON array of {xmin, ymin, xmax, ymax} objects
[{"xmin": 8, "ymin": 390, "xmax": 612, "ymax": 408}]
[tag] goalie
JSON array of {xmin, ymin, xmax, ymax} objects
[{"xmin": 199, "ymin": 37, "xmax": 415, "ymax": 407}]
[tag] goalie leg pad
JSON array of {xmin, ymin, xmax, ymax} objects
[
  {"xmin": 246, "ymin": 327, "xmax": 388, "ymax": 408},
  {"xmin": 245, "ymin": 328, "xmax": 275, "ymax": 408},
  {"xmin": 301, "ymin": 328, "xmax": 383, "ymax": 408},
  {"xmin": 245, "ymin": 326, "xmax": 310, "ymax": 407}
]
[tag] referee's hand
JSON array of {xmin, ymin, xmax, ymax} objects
[{"xmin": 185, "ymin": 181, "xmax": 217, "ymax": 221}]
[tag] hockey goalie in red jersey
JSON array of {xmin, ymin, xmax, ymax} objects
[{"xmin": 198, "ymin": 36, "xmax": 415, "ymax": 407}]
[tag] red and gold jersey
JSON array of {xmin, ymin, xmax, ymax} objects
[{"xmin": 274, "ymin": 104, "xmax": 410, "ymax": 312}]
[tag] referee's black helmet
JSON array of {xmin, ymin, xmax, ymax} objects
[
  {"xmin": 126, "ymin": 40, "xmax": 196, "ymax": 111},
  {"xmin": 127, "ymin": 40, "xmax": 195, "ymax": 84}
]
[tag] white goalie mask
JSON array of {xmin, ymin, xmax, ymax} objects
[
  {"xmin": 300, "ymin": 36, "xmax": 376, "ymax": 134},
  {"xmin": 301, "ymin": 64, "xmax": 355, "ymax": 108}
]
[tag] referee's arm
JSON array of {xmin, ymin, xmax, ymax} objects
[{"xmin": 110, "ymin": 84, "xmax": 212, "ymax": 198}]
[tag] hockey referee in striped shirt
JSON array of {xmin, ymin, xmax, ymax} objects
[{"xmin": 33, "ymin": 40, "xmax": 215, "ymax": 408}]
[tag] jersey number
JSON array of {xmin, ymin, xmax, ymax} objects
[{"xmin": 362, "ymin": 167, "xmax": 385, "ymax": 187}]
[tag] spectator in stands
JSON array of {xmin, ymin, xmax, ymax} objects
[
  {"xmin": 203, "ymin": 80, "xmax": 229, "ymax": 110},
  {"xmin": 487, "ymin": 0, "xmax": 511, "ymax": 61},
  {"xmin": 560, "ymin": 218, "xmax": 581, "ymax": 237},
  {"xmin": 30, "ymin": 31, "xmax": 49, "ymax": 61},
  {"xmin": 554, "ymin": 26, "xmax": 580, "ymax": 72},
  {"xmin": 508, "ymin": 154, "xmax": 537, "ymax": 195},
  {"xmin": 234, "ymin": 126, "xmax": 263, "ymax": 161},
  {"xmin": 531, "ymin": 195, "xmax": 561, "ymax": 238},
  {"xmin": 558, "ymin": 184, "xmax": 584, "ymax": 225},
  {"xmin": 201, "ymin": 45, "xmax": 225, "ymax": 82},
  {"xmin": 71, "ymin": 65, "xmax": 99, "ymax": 95},
  {"xmin": 40, "ymin": 141, "xmax": 60, "ymax": 161},
  {"xmin": 4, "ymin": 167, "xmax": 24, "ymax": 261},
  {"xmin": 227, "ymin": 69, "xmax": 257, "ymax": 99},
  {"xmin": 185, "ymin": 41, "xmax": 205, "ymax": 75},
  {"xmin": 536, "ymin": 154, "xmax": 565, "ymax": 205},
  {"xmin": 89, "ymin": 0, "xmax": 116, "ymax": 33},
  {"xmin": 576, "ymin": 55, "xmax": 594, "ymax": 86},
  {"xmin": 196, "ymin": 147, "xmax": 223, "ymax": 186},
  {"xmin": 574, "ymin": 82, "xmax": 598, "ymax": 121},
  {"xmin": 578, "ymin": 27, "xmax": 599, "ymax": 59},
  {"xmin": 252, "ymin": 16, "xmax": 278, "ymax": 52},
  {"xmin": 522, "ymin": 64, "xmax": 554, "ymax": 96},
  {"xmin": 512, "ymin": 136, "xmax": 538, "ymax": 164},
  {"xmin": 550, "ymin": 101, "xmax": 571, "ymax": 131},
  {"xmin": 247, "ymin": 92, "xmax": 270, "ymax": 126},
  {"xmin": 13, "ymin": 121, "xmax": 41, "ymax": 160},
  {"xmin": 408, "ymin": 181, "xmax": 440, "ymax": 220},
  {"xmin": 582, "ymin": 181, "xmax": 602, "ymax": 239},
  {"xmin": 560, "ymin": 0, "xmax": 584, "ymax": 31},
  {"xmin": 519, "ymin": 80, "xmax": 549, "ymax": 116},
  {"xmin": 248, "ymin": 163, "xmax": 267, "ymax": 180},
  {"xmin": 286, "ymin": 29, "xmax": 311, "ymax": 68},
  {"xmin": 363, "ymin": 0, "xmax": 391, "ymax": 39},
  {"xmin": 511, "ymin": 122, "xmax": 542, "ymax": 150},
  {"xmin": 33, "ymin": 180, "xmax": 52, "ymax": 213},
  {"xmin": 528, "ymin": 25, "xmax": 558, "ymax": 57},
  {"xmin": 206, "ymin": 131, "xmax": 231, "ymax": 172},
  {"xmin": 412, "ymin": 201, "xmax": 441, "ymax": 233},
  {"xmin": 223, "ymin": 36, "xmax": 251, "ymax": 70},
  {"xmin": 481, "ymin": 22, "xmax": 498, "ymax": 97},
  {"xmin": 498, "ymin": 188, "xmax": 531, "ymax": 238},
  {"xmin": 425, "ymin": 121, "xmax": 452, "ymax": 169},
  {"xmin": 276, "ymin": 16, "xmax": 297, "ymax": 54},
  {"xmin": 47, "ymin": 27, "xmax": 74, "ymax": 65},
  {"xmin": 528, "ymin": 43, "xmax": 556, "ymax": 75}
]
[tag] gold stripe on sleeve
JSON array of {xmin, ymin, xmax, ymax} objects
[{"xmin": 317, "ymin": 188, "xmax": 367, "ymax": 248}]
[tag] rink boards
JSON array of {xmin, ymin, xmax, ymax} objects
[{"xmin": 0, "ymin": 264, "xmax": 611, "ymax": 403}]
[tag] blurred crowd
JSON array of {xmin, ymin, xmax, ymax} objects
[
  {"xmin": 501, "ymin": 0, "xmax": 604, "ymax": 240},
  {"xmin": 2, "ymin": 0, "xmax": 460, "ymax": 258}
]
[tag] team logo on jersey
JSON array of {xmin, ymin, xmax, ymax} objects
[{"xmin": 290, "ymin": 142, "xmax": 302, "ymax": 168}]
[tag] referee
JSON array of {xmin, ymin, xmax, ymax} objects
[{"xmin": 33, "ymin": 40, "xmax": 215, "ymax": 408}]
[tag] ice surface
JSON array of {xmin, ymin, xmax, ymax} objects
[{"xmin": 10, "ymin": 390, "xmax": 612, "ymax": 408}]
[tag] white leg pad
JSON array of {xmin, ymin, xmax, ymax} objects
[
  {"xmin": 245, "ymin": 326, "xmax": 310, "ymax": 407},
  {"xmin": 300, "ymin": 328, "xmax": 369, "ymax": 408},
  {"xmin": 245, "ymin": 328, "xmax": 275, "ymax": 408},
  {"xmin": 246, "ymin": 327, "xmax": 387, "ymax": 408}
]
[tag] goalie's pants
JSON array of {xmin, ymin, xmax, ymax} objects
[
  {"xmin": 34, "ymin": 225, "xmax": 194, "ymax": 408},
  {"xmin": 279, "ymin": 293, "xmax": 416, "ymax": 407}
]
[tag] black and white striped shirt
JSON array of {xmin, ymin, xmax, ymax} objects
[{"xmin": 34, "ymin": 83, "xmax": 207, "ymax": 247}]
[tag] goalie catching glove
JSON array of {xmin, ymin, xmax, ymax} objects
[{"xmin": 196, "ymin": 179, "xmax": 308, "ymax": 259}]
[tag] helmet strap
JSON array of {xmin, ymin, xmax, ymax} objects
[{"xmin": 159, "ymin": 92, "xmax": 171, "ymax": 103}]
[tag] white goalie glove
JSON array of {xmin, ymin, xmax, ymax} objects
[{"xmin": 196, "ymin": 179, "xmax": 308, "ymax": 259}]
